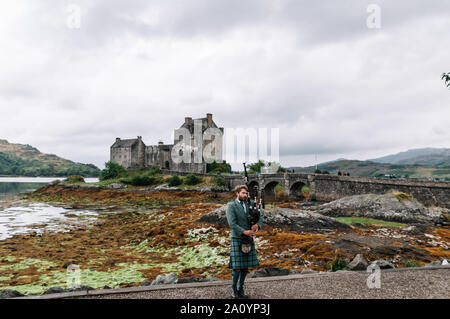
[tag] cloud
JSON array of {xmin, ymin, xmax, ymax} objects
[{"xmin": 0, "ymin": 0, "xmax": 449, "ymax": 171}]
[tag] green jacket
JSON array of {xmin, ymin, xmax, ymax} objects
[{"xmin": 226, "ymin": 198, "xmax": 264, "ymax": 238}]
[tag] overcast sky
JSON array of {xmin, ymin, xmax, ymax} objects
[{"xmin": 1, "ymin": 0, "xmax": 449, "ymax": 171}]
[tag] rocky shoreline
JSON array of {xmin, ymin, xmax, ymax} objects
[
  {"xmin": 0, "ymin": 185, "xmax": 449, "ymax": 298},
  {"xmin": 311, "ymin": 192, "xmax": 449, "ymax": 226}
]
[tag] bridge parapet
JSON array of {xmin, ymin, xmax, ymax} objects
[{"xmin": 223, "ymin": 173, "xmax": 450, "ymax": 207}]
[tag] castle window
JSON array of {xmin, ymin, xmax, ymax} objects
[{"xmin": 179, "ymin": 149, "xmax": 183, "ymax": 156}]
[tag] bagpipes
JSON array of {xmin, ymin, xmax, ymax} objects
[{"xmin": 243, "ymin": 162, "xmax": 264, "ymax": 226}]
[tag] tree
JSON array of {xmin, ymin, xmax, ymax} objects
[
  {"xmin": 248, "ymin": 160, "xmax": 285, "ymax": 174},
  {"xmin": 185, "ymin": 173, "xmax": 202, "ymax": 185},
  {"xmin": 442, "ymin": 72, "xmax": 450, "ymax": 89},
  {"xmin": 248, "ymin": 160, "xmax": 265, "ymax": 174},
  {"xmin": 99, "ymin": 161, "xmax": 127, "ymax": 180},
  {"xmin": 206, "ymin": 160, "xmax": 231, "ymax": 174},
  {"xmin": 167, "ymin": 175, "xmax": 182, "ymax": 186}
]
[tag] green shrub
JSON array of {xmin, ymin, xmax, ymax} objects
[
  {"xmin": 119, "ymin": 173, "xmax": 157, "ymax": 186},
  {"xmin": 99, "ymin": 161, "xmax": 128, "ymax": 180},
  {"xmin": 64, "ymin": 175, "xmax": 85, "ymax": 183},
  {"xmin": 301, "ymin": 185, "xmax": 310, "ymax": 197},
  {"xmin": 185, "ymin": 173, "xmax": 202, "ymax": 185},
  {"xmin": 277, "ymin": 166, "xmax": 287, "ymax": 173},
  {"xmin": 130, "ymin": 175, "xmax": 156, "ymax": 186},
  {"xmin": 167, "ymin": 175, "xmax": 182, "ymax": 186},
  {"xmin": 393, "ymin": 191, "xmax": 413, "ymax": 202},
  {"xmin": 206, "ymin": 160, "xmax": 232, "ymax": 174},
  {"xmin": 214, "ymin": 175, "xmax": 226, "ymax": 187},
  {"xmin": 405, "ymin": 259, "xmax": 420, "ymax": 268},
  {"xmin": 147, "ymin": 166, "xmax": 161, "ymax": 175},
  {"xmin": 327, "ymin": 254, "xmax": 348, "ymax": 272}
]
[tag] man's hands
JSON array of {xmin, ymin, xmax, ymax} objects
[
  {"xmin": 243, "ymin": 230, "xmax": 255, "ymax": 237},
  {"xmin": 243, "ymin": 225, "xmax": 259, "ymax": 237}
]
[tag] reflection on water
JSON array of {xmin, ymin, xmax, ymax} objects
[
  {"xmin": 0, "ymin": 182, "xmax": 47, "ymax": 200},
  {"xmin": 0, "ymin": 202, "xmax": 99, "ymax": 240},
  {"xmin": 0, "ymin": 177, "xmax": 99, "ymax": 200},
  {"xmin": 0, "ymin": 177, "xmax": 100, "ymax": 240}
]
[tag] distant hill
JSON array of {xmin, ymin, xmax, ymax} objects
[
  {"xmin": 369, "ymin": 148, "xmax": 450, "ymax": 167},
  {"xmin": 289, "ymin": 159, "xmax": 450, "ymax": 181},
  {"xmin": 288, "ymin": 148, "xmax": 450, "ymax": 180},
  {"xmin": 0, "ymin": 139, "xmax": 100, "ymax": 177}
]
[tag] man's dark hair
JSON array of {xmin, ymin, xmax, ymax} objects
[{"xmin": 234, "ymin": 184, "xmax": 248, "ymax": 193}]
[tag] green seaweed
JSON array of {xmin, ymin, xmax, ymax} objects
[
  {"xmin": 0, "ymin": 258, "xmax": 58, "ymax": 272},
  {"xmin": 0, "ymin": 256, "xmax": 16, "ymax": 263},
  {"xmin": 335, "ymin": 217, "xmax": 406, "ymax": 228},
  {"xmin": 0, "ymin": 276, "xmax": 12, "ymax": 282}
]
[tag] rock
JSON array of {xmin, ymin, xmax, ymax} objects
[
  {"xmin": 372, "ymin": 245, "xmax": 431, "ymax": 261},
  {"xmin": 109, "ymin": 183, "xmax": 125, "ymax": 189},
  {"xmin": 425, "ymin": 259, "xmax": 450, "ymax": 267},
  {"xmin": 177, "ymin": 276, "xmax": 220, "ymax": 284},
  {"xmin": 197, "ymin": 205, "xmax": 229, "ymax": 227},
  {"xmin": 151, "ymin": 272, "xmax": 178, "ymax": 285},
  {"xmin": 154, "ymin": 184, "xmax": 180, "ymax": 191},
  {"xmin": 198, "ymin": 205, "xmax": 350, "ymax": 232},
  {"xmin": 369, "ymin": 260, "xmax": 395, "ymax": 269},
  {"xmin": 67, "ymin": 285, "xmax": 94, "ymax": 292},
  {"xmin": 0, "ymin": 289, "xmax": 25, "ymax": 298},
  {"xmin": 43, "ymin": 286, "xmax": 66, "ymax": 294},
  {"xmin": 248, "ymin": 267, "xmax": 298, "ymax": 278},
  {"xmin": 62, "ymin": 261, "xmax": 77, "ymax": 268},
  {"xmin": 300, "ymin": 269, "xmax": 318, "ymax": 274},
  {"xmin": 425, "ymin": 261, "xmax": 442, "ymax": 267},
  {"xmin": 141, "ymin": 281, "xmax": 152, "ymax": 286},
  {"xmin": 347, "ymin": 254, "xmax": 369, "ymax": 271},
  {"xmin": 313, "ymin": 193, "xmax": 448, "ymax": 225},
  {"xmin": 197, "ymin": 186, "xmax": 228, "ymax": 193},
  {"xmin": 332, "ymin": 239, "xmax": 366, "ymax": 253}
]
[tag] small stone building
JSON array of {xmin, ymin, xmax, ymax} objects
[{"xmin": 110, "ymin": 113, "xmax": 223, "ymax": 174}]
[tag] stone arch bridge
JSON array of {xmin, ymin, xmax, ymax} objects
[{"xmin": 223, "ymin": 173, "xmax": 450, "ymax": 208}]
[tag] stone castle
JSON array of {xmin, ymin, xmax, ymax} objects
[{"xmin": 110, "ymin": 113, "xmax": 223, "ymax": 174}]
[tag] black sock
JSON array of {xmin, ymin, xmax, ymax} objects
[
  {"xmin": 238, "ymin": 269, "xmax": 248, "ymax": 290},
  {"xmin": 232, "ymin": 270, "xmax": 240, "ymax": 291}
]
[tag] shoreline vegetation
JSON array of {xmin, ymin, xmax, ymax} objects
[{"xmin": 0, "ymin": 167, "xmax": 449, "ymax": 296}]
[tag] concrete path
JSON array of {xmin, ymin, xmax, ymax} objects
[{"xmin": 15, "ymin": 266, "xmax": 450, "ymax": 299}]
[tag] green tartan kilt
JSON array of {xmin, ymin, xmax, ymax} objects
[{"xmin": 229, "ymin": 237, "xmax": 259, "ymax": 269}]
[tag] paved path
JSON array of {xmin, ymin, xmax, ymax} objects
[{"xmin": 18, "ymin": 266, "xmax": 450, "ymax": 299}]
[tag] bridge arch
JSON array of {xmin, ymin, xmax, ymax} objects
[
  {"xmin": 289, "ymin": 181, "xmax": 308, "ymax": 201},
  {"xmin": 263, "ymin": 180, "xmax": 285, "ymax": 201}
]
